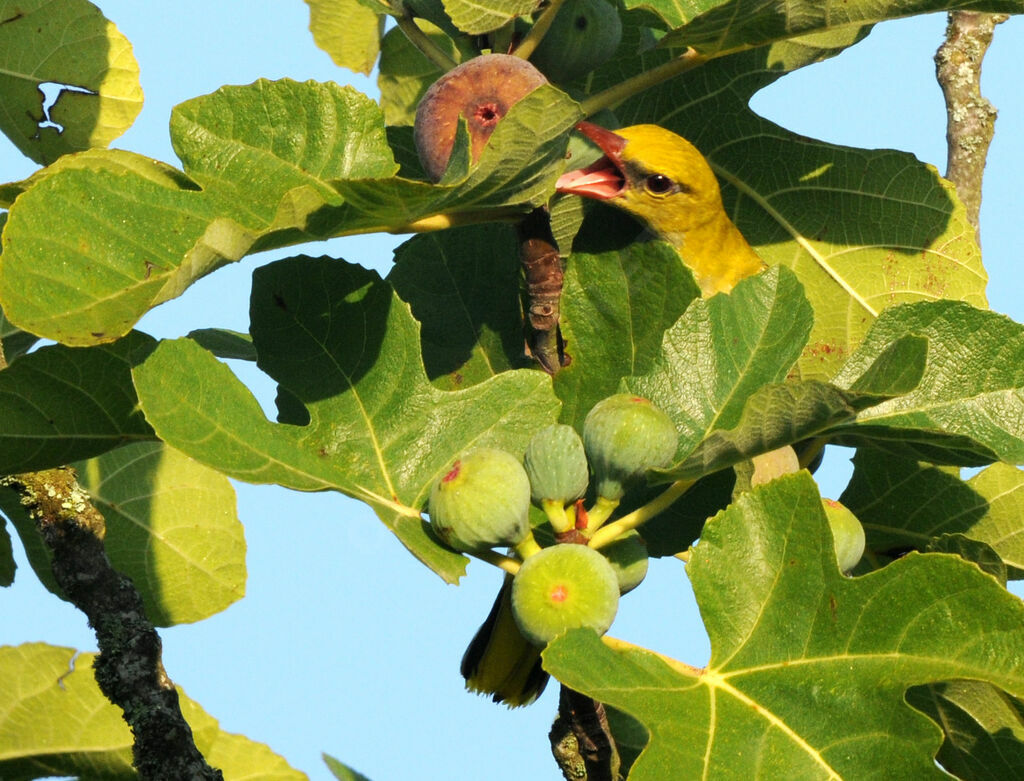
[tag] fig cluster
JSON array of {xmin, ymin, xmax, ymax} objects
[{"xmin": 427, "ymin": 394, "xmax": 679, "ymax": 645}]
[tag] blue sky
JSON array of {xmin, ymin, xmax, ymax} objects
[{"xmin": 2, "ymin": 4, "xmax": 1023, "ymax": 779}]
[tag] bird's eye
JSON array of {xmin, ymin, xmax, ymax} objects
[{"xmin": 644, "ymin": 174, "xmax": 674, "ymax": 195}]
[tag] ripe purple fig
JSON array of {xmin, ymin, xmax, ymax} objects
[
  {"xmin": 429, "ymin": 448, "xmax": 531, "ymax": 553},
  {"xmin": 413, "ymin": 54, "xmax": 548, "ymax": 181}
]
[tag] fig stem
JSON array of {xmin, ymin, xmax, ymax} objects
[
  {"xmin": 513, "ymin": 0, "xmax": 569, "ymax": 61},
  {"xmin": 797, "ymin": 437, "xmax": 827, "ymax": 470},
  {"xmin": 542, "ymin": 498, "xmax": 574, "ymax": 534},
  {"xmin": 580, "ymin": 47, "xmax": 705, "ymax": 116},
  {"xmin": 395, "ymin": 13, "xmax": 458, "ymax": 71},
  {"xmin": 583, "ymin": 495, "xmax": 619, "ymax": 533},
  {"xmin": 588, "ymin": 479, "xmax": 694, "ymax": 550},
  {"xmin": 515, "ymin": 531, "xmax": 544, "ymax": 560},
  {"xmin": 601, "ymin": 635, "xmax": 704, "ymax": 678},
  {"xmin": 472, "ymin": 549, "xmax": 522, "ymax": 575}
]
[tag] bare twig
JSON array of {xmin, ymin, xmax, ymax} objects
[
  {"xmin": 1, "ymin": 468, "xmax": 222, "ymax": 780},
  {"xmin": 935, "ymin": 11, "xmax": 1009, "ymax": 239}
]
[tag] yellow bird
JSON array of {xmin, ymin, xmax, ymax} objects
[
  {"xmin": 461, "ymin": 122, "xmax": 766, "ymax": 707},
  {"xmin": 555, "ymin": 121, "xmax": 766, "ymax": 296}
]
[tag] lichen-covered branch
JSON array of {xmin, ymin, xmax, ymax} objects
[
  {"xmin": 935, "ymin": 11, "xmax": 1009, "ymax": 237},
  {"xmin": 0, "ymin": 467, "xmax": 223, "ymax": 781}
]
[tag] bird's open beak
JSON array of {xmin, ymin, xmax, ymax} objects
[{"xmin": 555, "ymin": 122, "xmax": 628, "ymax": 200}]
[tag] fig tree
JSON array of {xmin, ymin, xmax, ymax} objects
[
  {"xmin": 821, "ymin": 498, "xmax": 866, "ymax": 573},
  {"xmin": 511, "ymin": 543, "xmax": 619, "ymax": 645},
  {"xmin": 429, "ymin": 448, "xmax": 531, "ymax": 553},
  {"xmin": 529, "ymin": 0, "xmax": 622, "ymax": 83},
  {"xmin": 583, "ymin": 394, "xmax": 677, "ymax": 501},
  {"xmin": 413, "ymin": 53, "xmax": 548, "ymax": 181}
]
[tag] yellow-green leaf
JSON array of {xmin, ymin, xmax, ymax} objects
[
  {"xmin": 1, "ymin": 442, "xmax": 245, "ymax": 627},
  {"xmin": 305, "ymin": 0, "xmax": 384, "ymax": 75},
  {"xmin": 0, "ymin": 0, "xmax": 143, "ymax": 165},
  {"xmin": 0, "ymin": 643, "xmax": 305, "ymax": 780}
]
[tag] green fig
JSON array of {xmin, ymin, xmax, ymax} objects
[
  {"xmin": 413, "ymin": 54, "xmax": 548, "ymax": 182},
  {"xmin": 600, "ymin": 530, "xmax": 649, "ymax": 595},
  {"xmin": 429, "ymin": 448, "xmax": 531, "ymax": 553},
  {"xmin": 529, "ymin": 0, "xmax": 622, "ymax": 83},
  {"xmin": 821, "ymin": 498, "xmax": 866, "ymax": 573},
  {"xmin": 511, "ymin": 543, "xmax": 619, "ymax": 645},
  {"xmin": 583, "ymin": 394, "xmax": 677, "ymax": 501},
  {"xmin": 523, "ymin": 424, "xmax": 589, "ymax": 506}
]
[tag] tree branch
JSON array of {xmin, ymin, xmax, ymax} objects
[
  {"xmin": 935, "ymin": 11, "xmax": 1009, "ymax": 239},
  {"xmin": 0, "ymin": 467, "xmax": 223, "ymax": 780},
  {"xmin": 549, "ymin": 685, "xmax": 621, "ymax": 781}
]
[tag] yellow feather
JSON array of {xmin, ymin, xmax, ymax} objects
[{"xmin": 607, "ymin": 125, "xmax": 765, "ymax": 296}]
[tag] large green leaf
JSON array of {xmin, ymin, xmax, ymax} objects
[
  {"xmin": 0, "ymin": 332, "xmax": 155, "ymax": 475},
  {"xmin": 0, "ymin": 442, "xmax": 245, "ymax": 626},
  {"xmin": 842, "ymin": 448, "xmax": 1024, "ymax": 578},
  {"xmin": 132, "ymin": 258, "xmax": 560, "ymax": 582},
  {"xmin": 0, "ymin": 643, "xmax": 305, "ymax": 780},
  {"xmin": 0, "ymin": 80, "xmax": 578, "ymax": 346},
  {"xmin": 544, "ymin": 472, "xmax": 1024, "ymax": 779},
  {"xmin": 830, "ymin": 301, "xmax": 1024, "ymax": 465},
  {"xmin": 305, "ymin": 0, "xmax": 384, "ymax": 75},
  {"xmin": 555, "ymin": 239, "xmax": 700, "ymax": 432},
  {"xmin": 0, "ymin": 0, "xmax": 143, "ymax": 165},
  {"xmin": 648, "ymin": 322, "xmax": 928, "ymax": 483},
  {"xmin": 621, "ymin": 265, "xmax": 811, "ymax": 465},
  {"xmin": 388, "ymin": 224, "xmax": 528, "ymax": 390},
  {"xmin": 637, "ymin": 0, "xmax": 1024, "ymax": 53}
]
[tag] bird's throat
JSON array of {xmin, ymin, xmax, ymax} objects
[{"xmin": 671, "ymin": 214, "xmax": 766, "ymax": 297}]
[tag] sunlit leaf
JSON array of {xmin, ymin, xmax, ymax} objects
[
  {"xmin": 1, "ymin": 442, "xmax": 245, "ymax": 626},
  {"xmin": 133, "ymin": 258, "xmax": 560, "ymax": 582},
  {"xmin": 305, "ymin": 0, "xmax": 384, "ymax": 75},
  {"xmin": 831, "ymin": 301, "xmax": 1024, "ymax": 464},
  {"xmin": 545, "ymin": 472, "xmax": 1024, "ymax": 779},
  {"xmin": 0, "ymin": 0, "xmax": 143, "ymax": 165},
  {"xmin": 0, "ymin": 643, "xmax": 304, "ymax": 780},
  {"xmin": 0, "ymin": 81, "xmax": 578, "ymax": 346}
]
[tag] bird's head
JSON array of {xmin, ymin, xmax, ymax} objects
[{"xmin": 555, "ymin": 122, "xmax": 725, "ymax": 245}]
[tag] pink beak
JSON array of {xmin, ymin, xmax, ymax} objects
[{"xmin": 555, "ymin": 122, "xmax": 628, "ymax": 200}]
